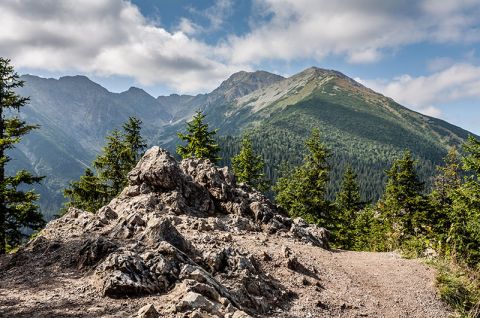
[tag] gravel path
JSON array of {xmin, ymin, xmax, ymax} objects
[{"xmin": 229, "ymin": 232, "xmax": 451, "ymax": 318}]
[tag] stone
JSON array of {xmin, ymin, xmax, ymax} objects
[
  {"xmin": 142, "ymin": 218, "xmax": 193, "ymax": 255},
  {"xmin": 136, "ymin": 304, "xmax": 160, "ymax": 318},
  {"xmin": 77, "ymin": 236, "xmax": 118, "ymax": 269},
  {"xmin": 175, "ymin": 291, "xmax": 223, "ymax": 316},
  {"xmin": 20, "ymin": 147, "xmax": 325, "ymax": 315},
  {"xmin": 290, "ymin": 223, "xmax": 329, "ymax": 249},
  {"xmin": 128, "ymin": 147, "xmax": 183, "ymax": 190},
  {"xmin": 95, "ymin": 251, "xmax": 175, "ymax": 297},
  {"xmin": 282, "ymin": 245, "xmax": 292, "ymax": 258}
]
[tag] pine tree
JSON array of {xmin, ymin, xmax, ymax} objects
[
  {"xmin": 177, "ymin": 111, "xmax": 220, "ymax": 163},
  {"xmin": 449, "ymin": 136, "xmax": 480, "ymax": 266},
  {"xmin": 336, "ymin": 166, "xmax": 363, "ymax": 212},
  {"xmin": 232, "ymin": 135, "xmax": 269, "ymax": 192},
  {"xmin": 380, "ymin": 151, "xmax": 429, "ymax": 241},
  {"xmin": 123, "ymin": 116, "xmax": 147, "ymax": 171},
  {"xmin": 275, "ymin": 129, "xmax": 331, "ymax": 225},
  {"xmin": 94, "ymin": 129, "xmax": 130, "ymax": 198},
  {"xmin": 0, "ymin": 57, "xmax": 45, "ymax": 254},
  {"xmin": 334, "ymin": 166, "xmax": 364, "ymax": 248},
  {"xmin": 64, "ymin": 168, "xmax": 108, "ymax": 213},
  {"xmin": 431, "ymin": 147, "xmax": 461, "ymax": 208},
  {"xmin": 429, "ymin": 147, "xmax": 461, "ymax": 249},
  {"xmin": 65, "ymin": 118, "xmax": 147, "ymax": 212}
]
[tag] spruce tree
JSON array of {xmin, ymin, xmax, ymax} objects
[
  {"xmin": 449, "ymin": 136, "xmax": 480, "ymax": 265},
  {"xmin": 430, "ymin": 147, "xmax": 461, "ymax": 249},
  {"xmin": 336, "ymin": 166, "xmax": 363, "ymax": 212},
  {"xmin": 94, "ymin": 129, "xmax": 130, "ymax": 198},
  {"xmin": 65, "ymin": 118, "xmax": 147, "ymax": 212},
  {"xmin": 123, "ymin": 116, "xmax": 147, "ymax": 171},
  {"xmin": 275, "ymin": 129, "xmax": 331, "ymax": 225},
  {"xmin": 177, "ymin": 111, "xmax": 220, "ymax": 163},
  {"xmin": 380, "ymin": 151, "xmax": 429, "ymax": 241},
  {"xmin": 334, "ymin": 166, "xmax": 364, "ymax": 248},
  {"xmin": 64, "ymin": 168, "xmax": 108, "ymax": 212},
  {"xmin": 0, "ymin": 58, "xmax": 45, "ymax": 254},
  {"xmin": 431, "ymin": 147, "xmax": 461, "ymax": 208},
  {"xmin": 232, "ymin": 135, "xmax": 269, "ymax": 192}
]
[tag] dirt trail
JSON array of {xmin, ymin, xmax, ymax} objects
[
  {"xmin": 0, "ymin": 231, "xmax": 451, "ymax": 318},
  {"xmin": 228, "ymin": 232, "xmax": 451, "ymax": 318},
  {"xmin": 320, "ymin": 250, "xmax": 449, "ymax": 317}
]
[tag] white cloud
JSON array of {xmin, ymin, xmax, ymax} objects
[
  {"xmin": 0, "ymin": 0, "xmax": 244, "ymax": 93},
  {"xmin": 358, "ymin": 63, "xmax": 480, "ymax": 117},
  {"xmin": 223, "ymin": 0, "xmax": 480, "ymax": 65},
  {"xmin": 1, "ymin": 0, "xmax": 480, "ymax": 93},
  {"xmin": 179, "ymin": 0, "xmax": 234, "ymax": 36}
]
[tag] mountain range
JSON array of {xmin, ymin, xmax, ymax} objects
[{"xmin": 13, "ymin": 67, "xmax": 473, "ymax": 218}]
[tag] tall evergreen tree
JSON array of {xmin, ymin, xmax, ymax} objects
[
  {"xmin": 380, "ymin": 151, "xmax": 429, "ymax": 240},
  {"xmin": 123, "ymin": 116, "xmax": 147, "ymax": 170},
  {"xmin": 177, "ymin": 111, "xmax": 220, "ymax": 163},
  {"xmin": 335, "ymin": 166, "xmax": 363, "ymax": 212},
  {"xmin": 64, "ymin": 168, "xmax": 108, "ymax": 213},
  {"xmin": 275, "ymin": 129, "xmax": 331, "ymax": 225},
  {"xmin": 94, "ymin": 129, "xmax": 130, "ymax": 198},
  {"xmin": 429, "ymin": 147, "xmax": 462, "ymax": 249},
  {"xmin": 334, "ymin": 166, "xmax": 364, "ymax": 248},
  {"xmin": 431, "ymin": 147, "xmax": 461, "ymax": 208},
  {"xmin": 0, "ymin": 57, "xmax": 45, "ymax": 253},
  {"xmin": 449, "ymin": 136, "xmax": 480, "ymax": 266},
  {"xmin": 65, "ymin": 118, "xmax": 147, "ymax": 212},
  {"xmin": 232, "ymin": 135, "xmax": 269, "ymax": 192}
]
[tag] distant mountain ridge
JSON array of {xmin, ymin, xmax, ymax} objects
[{"xmin": 13, "ymin": 68, "xmax": 474, "ymax": 217}]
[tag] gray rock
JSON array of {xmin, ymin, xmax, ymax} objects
[
  {"xmin": 136, "ymin": 304, "xmax": 160, "ymax": 318},
  {"xmin": 290, "ymin": 223, "xmax": 329, "ymax": 249},
  {"xmin": 77, "ymin": 236, "xmax": 118, "ymax": 269},
  {"xmin": 176, "ymin": 291, "xmax": 223, "ymax": 316},
  {"xmin": 128, "ymin": 147, "xmax": 183, "ymax": 190}
]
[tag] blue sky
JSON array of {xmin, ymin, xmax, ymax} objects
[{"xmin": 0, "ymin": 0, "xmax": 479, "ymax": 134}]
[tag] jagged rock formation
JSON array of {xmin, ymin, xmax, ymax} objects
[{"xmin": 2, "ymin": 147, "xmax": 328, "ymax": 317}]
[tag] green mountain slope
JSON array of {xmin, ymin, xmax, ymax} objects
[{"xmin": 202, "ymin": 67, "xmax": 471, "ymax": 201}]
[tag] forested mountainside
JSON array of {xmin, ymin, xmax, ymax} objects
[
  {"xmin": 14, "ymin": 67, "xmax": 472, "ymax": 217},
  {"xmin": 209, "ymin": 67, "xmax": 471, "ymax": 201}
]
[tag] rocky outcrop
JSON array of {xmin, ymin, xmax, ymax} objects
[{"xmin": 13, "ymin": 147, "xmax": 328, "ymax": 317}]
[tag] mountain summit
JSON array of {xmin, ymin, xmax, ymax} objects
[{"xmin": 210, "ymin": 70, "xmax": 285, "ymax": 102}]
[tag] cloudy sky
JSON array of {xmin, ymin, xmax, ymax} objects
[{"xmin": 1, "ymin": 0, "xmax": 479, "ymax": 134}]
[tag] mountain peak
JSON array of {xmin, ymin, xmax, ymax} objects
[
  {"xmin": 295, "ymin": 66, "xmax": 347, "ymax": 80},
  {"xmin": 55, "ymin": 75, "xmax": 109, "ymax": 92},
  {"xmin": 223, "ymin": 70, "xmax": 284, "ymax": 86},
  {"xmin": 123, "ymin": 86, "xmax": 151, "ymax": 97},
  {"xmin": 210, "ymin": 70, "xmax": 284, "ymax": 102},
  {"xmin": 59, "ymin": 75, "xmax": 94, "ymax": 83}
]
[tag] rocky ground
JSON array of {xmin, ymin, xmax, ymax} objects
[{"xmin": 0, "ymin": 147, "xmax": 450, "ymax": 317}]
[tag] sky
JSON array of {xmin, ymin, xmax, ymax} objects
[{"xmin": 0, "ymin": 0, "xmax": 479, "ymax": 134}]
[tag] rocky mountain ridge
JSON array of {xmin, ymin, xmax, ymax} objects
[{"xmin": 14, "ymin": 70, "xmax": 283, "ymax": 216}]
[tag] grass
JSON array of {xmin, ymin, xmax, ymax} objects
[{"xmin": 428, "ymin": 259, "xmax": 480, "ymax": 318}]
